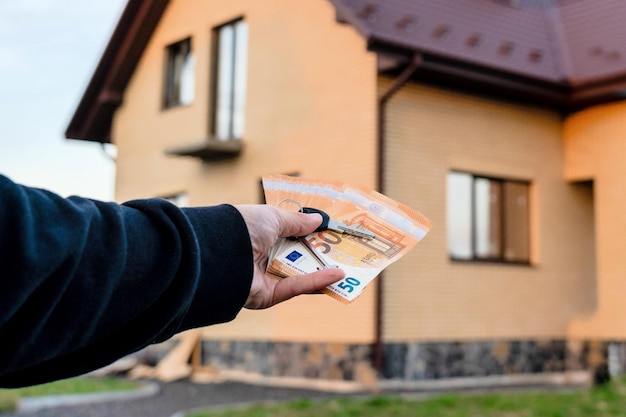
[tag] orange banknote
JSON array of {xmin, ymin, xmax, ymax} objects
[{"xmin": 262, "ymin": 174, "xmax": 431, "ymax": 303}]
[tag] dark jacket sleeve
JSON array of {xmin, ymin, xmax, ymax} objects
[{"xmin": 0, "ymin": 175, "xmax": 253, "ymax": 387}]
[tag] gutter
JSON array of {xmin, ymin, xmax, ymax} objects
[{"xmin": 373, "ymin": 54, "xmax": 422, "ymax": 374}]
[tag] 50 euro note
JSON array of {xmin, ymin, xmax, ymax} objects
[
  {"xmin": 262, "ymin": 174, "xmax": 343, "ymax": 211},
  {"xmin": 263, "ymin": 174, "xmax": 431, "ymax": 303}
]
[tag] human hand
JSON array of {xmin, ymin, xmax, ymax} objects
[{"xmin": 235, "ymin": 204, "xmax": 345, "ymax": 309}]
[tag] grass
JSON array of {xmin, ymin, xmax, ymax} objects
[
  {"xmin": 185, "ymin": 378, "xmax": 626, "ymax": 417},
  {"xmin": 0, "ymin": 376, "xmax": 140, "ymax": 413}
]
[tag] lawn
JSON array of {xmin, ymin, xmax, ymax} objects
[
  {"xmin": 186, "ymin": 378, "xmax": 626, "ymax": 417},
  {"xmin": 0, "ymin": 376, "xmax": 140, "ymax": 413}
]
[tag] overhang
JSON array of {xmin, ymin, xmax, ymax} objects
[{"xmin": 65, "ymin": 0, "xmax": 169, "ymax": 143}]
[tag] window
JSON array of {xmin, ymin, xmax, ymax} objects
[
  {"xmin": 164, "ymin": 38, "xmax": 195, "ymax": 108},
  {"xmin": 212, "ymin": 19, "xmax": 248, "ymax": 141},
  {"xmin": 162, "ymin": 192, "xmax": 189, "ymax": 207},
  {"xmin": 447, "ymin": 171, "xmax": 530, "ymax": 263}
]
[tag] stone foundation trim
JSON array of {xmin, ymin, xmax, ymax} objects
[{"xmin": 195, "ymin": 339, "xmax": 619, "ymax": 383}]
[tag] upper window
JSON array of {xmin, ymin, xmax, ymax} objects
[
  {"xmin": 447, "ymin": 171, "xmax": 530, "ymax": 263},
  {"xmin": 164, "ymin": 38, "xmax": 195, "ymax": 108},
  {"xmin": 212, "ymin": 19, "xmax": 248, "ymax": 141},
  {"xmin": 162, "ymin": 192, "xmax": 189, "ymax": 207}
]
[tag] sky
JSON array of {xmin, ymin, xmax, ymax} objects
[{"xmin": 0, "ymin": 0, "xmax": 127, "ymax": 201}]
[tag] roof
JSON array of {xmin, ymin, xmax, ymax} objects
[
  {"xmin": 65, "ymin": 0, "xmax": 169, "ymax": 143},
  {"xmin": 330, "ymin": 0, "xmax": 626, "ymax": 107},
  {"xmin": 66, "ymin": 0, "xmax": 626, "ymax": 143}
]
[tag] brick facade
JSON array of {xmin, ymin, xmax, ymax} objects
[
  {"xmin": 196, "ymin": 338, "xmax": 625, "ymax": 382},
  {"xmin": 105, "ymin": 0, "xmax": 626, "ymax": 383}
]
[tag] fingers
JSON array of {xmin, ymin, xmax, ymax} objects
[
  {"xmin": 271, "ymin": 268, "xmax": 345, "ymax": 305},
  {"xmin": 275, "ymin": 210, "xmax": 324, "ymax": 238}
]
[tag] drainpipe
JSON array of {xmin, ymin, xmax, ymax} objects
[{"xmin": 373, "ymin": 54, "xmax": 422, "ymax": 375}]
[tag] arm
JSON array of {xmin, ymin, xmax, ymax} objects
[
  {"xmin": 0, "ymin": 175, "xmax": 343, "ymax": 388},
  {"xmin": 0, "ymin": 175, "xmax": 253, "ymax": 386}
]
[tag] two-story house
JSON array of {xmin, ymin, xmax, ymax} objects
[{"xmin": 66, "ymin": 0, "xmax": 626, "ymax": 384}]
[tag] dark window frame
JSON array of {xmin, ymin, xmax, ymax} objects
[
  {"xmin": 163, "ymin": 37, "xmax": 194, "ymax": 109},
  {"xmin": 448, "ymin": 170, "xmax": 531, "ymax": 265}
]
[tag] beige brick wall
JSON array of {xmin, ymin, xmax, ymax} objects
[
  {"xmin": 110, "ymin": 0, "xmax": 608, "ymax": 347},
  {"xmin": 565, "ymin": 101, "xmax": 626, "ymax": 339},
  {"xmin": 112, "ymin": 0, "xmax": 378, "ymax": 343},
  {"xmin": 381, "ymin": 79, "xmax": 596, "ymax": 342}
]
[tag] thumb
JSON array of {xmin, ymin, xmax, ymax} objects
[{"xmin": 271, "ymin": 268, "xmax": 346, "ymax": 305}]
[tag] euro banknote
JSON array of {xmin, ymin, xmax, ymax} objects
[{"xmin": 262, "ymin": 174, "xmax": 431, "ymax": 303}]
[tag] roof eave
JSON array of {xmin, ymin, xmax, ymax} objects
[
  {"xmin": 369, "ymin": 41, "xmax": 569, "ymax": 106},
  {"xmin": 65, "ymin": 0, "xmax": 170, "ymax": 143},
  {"xmin": 369, "ymin": 40, "xmax": 626, "ymax": 113},
  {"xmin": 326, "ymin": 0, "xmax": 375, "ymax": 40}
]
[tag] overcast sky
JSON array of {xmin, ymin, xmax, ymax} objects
[{"xmin": 0, "ymin": 0, "xmax": 127, "ymax": 200}]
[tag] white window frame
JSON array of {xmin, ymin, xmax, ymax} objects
[{"xmin": 212, "ymin": 19, "xmax": 248, "ymax": 141}]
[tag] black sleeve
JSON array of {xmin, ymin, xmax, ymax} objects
[{"xmin": 0, "ymin": 175, "xmax": 253, "ymax": 388}]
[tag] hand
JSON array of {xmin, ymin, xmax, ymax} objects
[{"xmin": 235, "ymin": 205, "xmax": 345, "ymax": 309}]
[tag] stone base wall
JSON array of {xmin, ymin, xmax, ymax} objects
[
  {"xmin": 382, "ymin": 340, "xmax": 575, "ymax": 380},
  {"xmin": 200, "ymin": 340, "xmax": 373, "ymax": 380},
  {"xmin": 198, "ymin": 339, "xmax": 626, "ymax": 382}
]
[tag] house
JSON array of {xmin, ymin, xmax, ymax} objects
[{"xmin": 66, "ymin": 0, "xmax": 626, "ymax": 384}]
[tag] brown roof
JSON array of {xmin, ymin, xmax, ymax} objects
[
  {"xmin": 331, "ymin": 0, "xmax": 626, "ymax": 106},
  {"xmin": 65, "ymin": 0, "xmax": 169, "ymax": 143},
  {"xmin": 66, "ymin": 0, "xmax": 626, "ymax": 143}
]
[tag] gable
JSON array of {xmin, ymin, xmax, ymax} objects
[
  {"xmin": 66, "ymin": 0, "xmax": 626, "ymax": 143},
  {"xmin": 65, "ymin": 0, "xmax": 169, "ymax": 143}
]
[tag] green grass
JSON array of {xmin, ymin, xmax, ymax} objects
[
  {"xmin": 185, "ymin": 378, "xmax": 626, "ymax": 417},
  {"xmin": 0, "ymin": 376, "xmax": 140, "ymax": 413}
]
